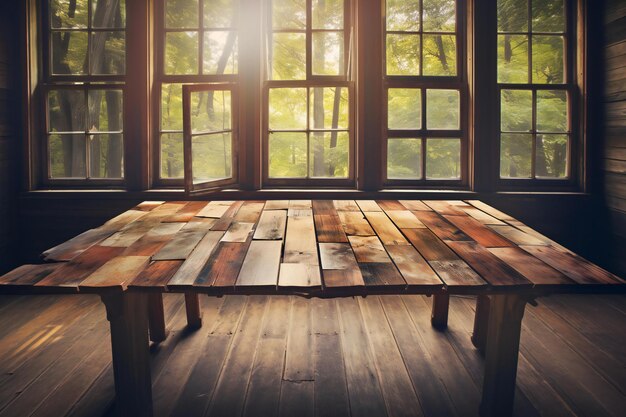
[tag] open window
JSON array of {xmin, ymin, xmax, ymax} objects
[{"xmin": 182, "ymin": 83, "xmax": 238, "ymax": 193}]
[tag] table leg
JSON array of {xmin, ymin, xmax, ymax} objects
[
  {"xmin": 472, "ymin": 295, "xmax": 490, "ymax": 354},
  {"xmin": 148, "ymin": 293, "xmax": 167, "ymax": 343},
  {"xmin": 101, "ymin": 292, "xmax": 153, "ymax": 417},
  {"xmin": 184, "ymin": 292, "xmax": 203, "ymax": 329},
  {"xmin": 479, "ymin": 294, "xmax": 527, "ymax": 417},
  {"xmin": 431, "ymin": 292, "xmax": 449, "ymax": 329}
]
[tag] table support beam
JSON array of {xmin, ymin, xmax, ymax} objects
[
  {"xmin": 101, "ymin": 292, "xmax": 153, "ymax": 417},
  {"xmin": 431, "ymin": 292, "xmax": 449, "ymax": 329},
  {"xmin": 147, "ymin": 293, "xmax": 167, "ymax": 343},
  {"xmin": 479, "ymin": 294, "xmax": 527, "ymax": 417},
  {"xmin": 185, "ymin": 292, "xmax": 203, "ymax": 329},
  {"xmin": 472, "ymin": 294, "xmax": 490, "ymax": 354}
]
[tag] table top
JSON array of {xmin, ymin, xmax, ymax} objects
[{"xmin": 1, "ymin": 200, "xmax": 624, "ymax": 296}]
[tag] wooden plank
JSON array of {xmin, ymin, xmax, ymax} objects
[
  {"xmin": 403, "ymin": 228, "xmax": 458, "ymax": 261},
  {"xmin": 447, "ymin": 200, "xmax": 470, "ymax": 206},
  {"xmin": 314, "ymin": 214, "xmax": 349, "ymax": 243},
  {"xmin": 337, "ymin": 211, "xmax": 375, "ymax": 236},
  {"xmin": 253, "ymin": 210, "xmax": 287, "ymax": 240},
  {"xmin": 488, "ymin": 225, "xmax": 548, "ymax": 246},
  {"xmin": 399, "ymin": 200, "xmax": 431, "ymax": 211},
  {"xmin": 196, "ymin": 241, "xmax": 252, "ymax": 287},
  {"xmin": 356, "ymin": 200, "xmax": 382, "ymax": 212},
  {"xmin": 221, "ymin": 222, "xmax": 254, "ymax": 243},
  {"xmin": 488, "ymin": 247, "xmax": 573, "ymax": 286},
  {"xmin": 521, "ymin": 245, "xmax": 623, "ymax": 285},
  {"xmin": 447, "ymin": 241, "xmax": 532, "ymax": 287},
  {"xmin": 278, "ymin": 263, "xmax": 322, "ymax": 288},
  {"xmin": 123, "ymin": 222, "xmax": 185, "ymax": 256},
  {"xmin": 166, "ymin": 231, "xmax": 224, "ymax": 288},
  {"xmin": 284, "ymin": 215, "xmax": 318, "ymax": 265},
  {"xmin": 319, "ymin": 243, "xmax": 359, "ymax": 270},
  {"xmin": 413, "ymin": 211, "xmax": 472, "ymax": 241},
  {"xmin": 287, "ymin": 208, "xmax": 313, "ymax": 217},
  {"xmin": 0, "ymin": 264, "xmax": 62, "ymax": 288},
  {"xmin": 151, "ymin": 224, "xmax": 209, "ymax": 260},
  {"xmin": 264, "ymin": 200, "xmax": 290, "ymax": 209},
  {"xmin": 348, "ymin": 236, "xmax": 391, "ymax": 263},
  {"xmin": 79, "ymin": 256, "xmax": 151, "ymax": 290},
  {"xmin": 386, "ymin": 245, "xmax": 443, "ymax": 286},
  {"xmin": 134, "ymin": 201, "xmax": 164, "ymax": 211},
  {"xmin": 424, "ymin": 200, "xmax": 467, "ymax": 216},
  {"xmin": 429, "ymin": 260, "xmax": 487, "ymax": 288},
  {"xmin": 210, "ymin": 201, "xmax": 244, "ymax": 231},
  {"xmin": 234, "ymin": 201, "xmax": 265, "ymax": 223},
  {"xmin": 196, "ymin": 201, "xmax": 234, "ymax": 218},
  {"xmin": 359, "ymin": 263, "xmax": 406, "ymax": 287},
  {"xmin": 36, "ymin": 246, "xmax": 126, "ymax": 289},
  {"xmin": 465, "ymin": 200, "xmax": 516, "ymax": 222},
  {"xmin": 363, "ymin": 211, "xmax": 409, "ymax": 245},
  {"xmin": 333, "ymin": 200, "xmax": 360, "ymax": 211},
  {"xmin": 236, "ymin": 241, "xmax": 282, "ymax": 287},
  {"xmin": 444, "ymin": 215, "xmax": 514, "ymax": 247},
  {"xmin": 129, "ymin": 260, "xmax": 184, "ymax": 289},
  {"xmin": 323, "ymin": 269, "xmax": 364, "ymax": 288},
  {"xmin": 42, "ymin": 228, "xmax": 117, "ymax": 261},
  {"xmin": 375, "ymin": 200, "xmax": 406, "ymax": 211},
  {"xmin": 312, "ymin": 200, "xmax": 336, "ymax": 215},
  {"xmin": 385, "ymin": 210, "xmax": 425, "ymax": 229},
  {"xmin": 289, "ymin": 200, "xmax": 312, "ymax": 209},
  {"xmin": 461, "ymin": 207, "xmax": 506, "ymax": 225},
  {"xmin": 162, "ymin": 201, "xmax": 208, "ymax": 222}
]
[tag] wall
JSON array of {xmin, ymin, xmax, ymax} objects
[
  {"xmin": 0, "ymin": 0, "xmax": 19, "ymax": 273},
  {"xmin": 604, "ymin": 0, "xmax": 626, "ymax": 275}
]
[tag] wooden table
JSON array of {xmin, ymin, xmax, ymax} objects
[{"xmin": 1, "ymin": 199, "xmax": 624, "ymax": 417}]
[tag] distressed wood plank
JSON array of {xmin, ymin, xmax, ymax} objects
[
  {"xmin": 413, "ymin": 211, "xmax": 472, "ymax": 242},
  {"xmin": 359, "ymin": 263, "xmax": 406, "ymax": 287},
  {"xmin": 465, "ymin": 200, "xmax": 516, "ymax": 222},
  {"xmin": 333, "ymin": 200, "xmax": 360, "ymax": 211},
  {"xmin": 348, "ymin": 236, "xmax": 391, "ymax": 263},
  {"xmin": 488, "ymin": 225, "xmax": 548, "ymax": 246},
  {"xmin": 399, "ymin": 200, "xmax": 431, "ymax": 211},
  {"xmin": 236, "ymin": 241, "xmax": 282, "ymax": 287},
  {"xmin": 375, "ymin": 200, "xmax": 406, "ymax": 211},
  {"xmin": 123, "ymin": 223, "xmax": 185, "ymax": 256},
  {"xmin": 196, "ymin": 201, "xmax": 234, "ymax": 218},
  {"xmin": 337, "ymin": 211, "xmax": 375, "ymax": 236},
  {"xmin": 221, "ymin": 222, "xmax": 254, "ymax": 243},
  {"xmin": 284, "ymin": 215, "xmax": 318, "ymax": 265},
  {"xmin": 314, "ymin": 214, "xmax": 349, "ymax": 243},
  {"xmin": 386, "ymin": 245, "xmax": 443, "ymax": 286},
  {"xmin": 167, "ymin": 231, "xmax": 224, "ymax": 288},
  {"xmin": 129, "ymin": 260, "xmax": 184, "ymax": 289},
  {"xmin": 289, "ymin": 200, "xmax": 312, "ymax": 209},
  {"xmin": 0, "ymin": 264, "xmax": 63, "ymax": 288},
  {"xmin": 424, "ymin": 200, "xmax": 468, "ymax": 216},
  {"xmin": 322, "ymin": 269, "xmax": 365, "ymax": 288},
  {"xmin": 151, "ymin": 221, "xmax": 210, "ymax": 260},
  {"xmin": 162, "ymin": 201, "xmax": 208, "ymax": 223},
  {"xmin": 195, "ymin": 241, "xmax": 252, "ymax": 287},
  {"xmin": 312, "ymin": 200, "xmax": 336, "ymax": 215},
  {"xmin": 385, "ymin": 210, "xmax": 425, "ymax": 229},
  {"xmin": 210, "ymin": 201, "xmax": 245, "ymax": 231},
  {"xmin": 79, "ymin": 256, "xmax": 151, "ymax": 290},
  {"xmin": 363, "ymin": 211, "xmax": 409, "ymax": 245},
  {"xmin": 356, "ymin": 200, "xmax": 382, "ymax": 212},
  {"xmin": 319, "ymin": 243, "xmax": 359, "ymax": 270},
  {"xmin": 444, "ymin": 215, "xmax": 514, "ymax": 247},
  {"xmin": 42, "ymin": 229, "xmax": 117, "ymax": 261},
  {"xmin": 264, "ymin": 200, "xmax": 290, "ymax": 210},
  {"xmin": 287, "ymin": 208, "xmax": 313, "ymax": 217},
  {"xmin": 234, "ymin": 201, "xmax": 265, "ymax": 223},
  {"xmin": 253, "ymin": 210, "xmax": 287, "ymax": 240},
  {"xmin": 461, "ymin": 207, "xmax": 506, "ymax": 225},
  {"xmin": 488, "ymin": 247, "xmax": 574, "ymax": 286},
  {"xmin": 134, "ymin": 201, "xmax": 165, "ymax": 211},
  {"xmin": 278, "ymin": 264, "xmax": 322, "ymax": 288},
  {"xmin": 403, "ymin": 228, "xmax": 458, "ymax": 261},
  {"xmin": 429, "ymin": 260, "xmax": 487, "ymax": 288}
]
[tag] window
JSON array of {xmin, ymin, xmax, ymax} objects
[
  {"xmin": 45, "ymin": 0, "xmax": 126, "ymax": 182},
  {"xmin": 497, "ymin": 0, "xmax": 573, "ymax": 183},
  {"xmin": 384, "ymin": 0, "xmax": 466, "ymax": 185},
  {"xmin": 264, "ymin": 0, "xmax": 354, "ymax": 186}
]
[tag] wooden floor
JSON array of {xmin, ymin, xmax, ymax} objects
[{"xmin": 0, "ymin": 294, "xmax": 623, "ymax": 417}]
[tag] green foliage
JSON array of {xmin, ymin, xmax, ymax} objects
[
  {"xmin": 500, "ymin": 133, "xmax": 532, "ymax": 178},
  {"xmin": 387, "ymin": 138, "xmax": 422, "ymax": 179},
  {"xmin": 501, "ymin": 90, "xmax": 532, "ymax": 132},
  {"xmin": 426, "ymin": 139, "xmax": 460, "ymax": 179},
  {"xmin": 388, "ymin": 88, "xmax": 421, "ymax": 130},
  {"xmin": 426, "ymin": 89, "xmax": 459, "ymax": 129}
]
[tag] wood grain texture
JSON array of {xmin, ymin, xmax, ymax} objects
[
  {"xmin": 363, "ymin": 211, "xmax": 409, "ymax": 245},
  {"xmin": 413, "ymin": 211, "xmax": 471, "ymax": 242},
  {"xmin": 163, "ymin": 202, "xmax": 208, "ymax": 223},
  {"xmin": 196, "ymin": 202, "xmax": 234, "ymax": 218},
  {"xmin": 123, "ymin": 223, "xmax": 185, "ymax": 256},
  {"xmin": 278, "ymin": 264, "xmax": 322, "ymax": 288},
  {"xmin": 264, "ymin": 200, "xmax": 290, "ymax": 210},
  {"xmin": 444, "ymin": 215, "xmax": 514, "ymax": 247},
  {"xmin": 284, "ymin": 215, "xmax": 318, "ymax": 265},
  {"xmin": 322, "ymin": 269, "xmax": 365, "ymax": 288},
  {"xmin": 384, "ymin": 210, "xmax": 425, "ymax": 229},
  {"xmin": 167, "ymin": 231, "xmax": 224, "ymax": 288},
  {"xmin": 0, "ymin": 264, "xmax": 62, "ymax": 287},
  {"xmin": 312, "ymin": 200, "xmax": 336, "ymax": 215},
  {"xmin": 403, "ymin": 228, "xmax": 458, "ymax": 261},
  {"xmin": 399, "ymin": 200, "xmax": 431, "ymax": 211},
  {"xmin": 348, "ymin": 236, "xmax": 391, "ymax": 263},
  {"xmin": 375, "ymin": 200, "xmax": 406, "ymax": 211},
  {"xmin": 460, "ymin": 207, "xmax": 506, "ymax": 225},
  {"xmin": 359, "ymin": 263, "xmax": 406, "ymax": 287},
  {"xmin": 210, "ymin": 201, "xmax": 245, "ymax": 231},
  {"xmin": 79, "ymin": 256, "xmax": 151, "ymax": 290},
  {"xmin": 333, "ymin": 200, "xmax": 360, "ymax": 211},
  {"xmin": 129, "ymin": 260, "xmax": 184, "ymax": 289},
  {"xmin": 237, "ymin": 241, "xmax": 282, "ymax": 287},
  {"xmin": 319, "ymin": 243, "xmax": 359, "ymax": 270},
  {"xmin": 428, "ymin": 260, "xmax": 487, "ymax": 288},
  {"xmin": 424, "ymin": 200, "xmax": 467, "ymax": 216},
  {"xmin": 337, "ymin": 211, "xmax": 375, "ymax": 236},
  {"xmin": 314, "ymin": 214, "xmax": 349, "ymax": 243},
  {"xmin": 356, "ymin": 200, "xmax": 382, "ymax": 212},
  {"xmin": 152, "ymin": 226, "xmax": 208, "ymax": 261},
  {"xmin": 488, "ymin": 225, "xmax": 548, "ymax": 246},
  {"xmin": 488, "ymin": 247, "xmax": 573, "ymax": 286},
  {"xmin": 195, "ymin": 241, "xmax": 252, "ymax": 287},
  {"xmin": 234, "ymin": 202, "xmax": 265, "ymax": 223},
  {"xmin": 385, "ymin": 245, "xmax": 443, "ymax": 286},
  {"xmin": 221, "ymin": 222, "xmax": 254, "ymax": 243}
]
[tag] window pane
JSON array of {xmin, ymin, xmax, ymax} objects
[
  {"xmin": 422, "ymin": 35, "xmax": 456, "ymax": 76},
  {"xmin": 532, "ymin": 0, "xmax": 564, "ymax": 33},
  {"xmin": 92, "ymin": 0, "xmax": 126, "ymax": 28},
  {"xmin": 309, "ymin": 87, "xmax": 349, "ymax": 130},
  {"xmin": 312, "ymin": 0, "xmax": 344, "ymax": 30},
  {"xmin": 88, "ymin": 90, "xmax": 123, "ymax": 132},
  {"xmin": 271, "ymin": 32, "xmax": 306, "ymax": 80},
  {"xmin": 536, "ymin": 134, "xmax": 567, "ymax": 178},
  {"xmin": 532, "ymin": 35, "xmax": 564, "ymax": 84},
  {"xmin": 423, "ymin": 0, "xmax": 456, "ymax": 32},
  {"xmin": 203, "ymin": 31, "xmax": 238, "ymax": 74},
  {"xmin": 269, "ymin": 132, "xmax": 308, "ymax": 178},
  {"xmin": 426, "ymin": 89, "xmax": 459, "ymax": 130},
  {"xmin": 191, "ymin": 133, "xmax": 232, "ymax": 182},
  {"xmin": 497, "ymin": 35, "xmax": 528, "ymax": 83},
  {"xmin": 426, "ymin": 138, "xmax": 460, "ymax": 179},
  {"xmin": 537, "ymin": 90, "xmax": 567, "ymax": 132},
  {"xmin": 51, "ymin": 31, "xmax": 88, "ymax": 75},
  {"xmin": 90, "ymin": 32, "xmax": 125, "ymax": 75},
  {"xmin": 51, "ymin": 0, "xmax": 88, "ymax": 28},
  {"xmin": 310, "ymin": 131, "xmax": 349, "ymax": 178},
  {"xmin": 386, "ymin": 0, "xmax": 420, "ymax": 32},
  {"xmin": 272, "ymin": 0, "xmax": 306, "ymax": 30},
  {"xmin": 269, "ymin": 88, "xmax": 307, "ymax": 130},
  {"xmin": 166, "ymin": 0, "xmax": 198, "ymax": 28},
  {"xmin": 165, "ymin": 32, "xmax": 199, "ymax": 75},
  {"xmin": 387, "ymin": 138, "xmax": 422, "ymax": 179},
  {"xmin": 500, "ymin": 89, "xmax": 532, "ymax": 132},
  {"xmin": 204, "ymin": 0, "xmax": 237, "ymax": 28},
  {"xmin": 497, "ymin": 0, "xmax": 528, "ymax": 32},
  {"xmin": 500, "ymin": 133, "xmax": 532, "ymax": 178},
  {"xmin": 49, "ymin": 134, "xmax": 86, "ymax": 178},
  {"xmin": 161, "ymin": 133, "xmax": 184, "ymax": 179},
  {"xmin": 48, "ymin": 90, "xmax": 86, "ymax": 132},
  {"xmin": 312, "ymin": 32, "xmax": 344, "ymax": 76},
  {"xmin": 161, "ymin": 84, "xmax": 183, "ymax": 131},
  {"xmin": 388, "ymin": 88, "xmax": 421, "ymax": 130},
  {"xmin": 386, "ymin": 34, "xmax": 420, "ymax": 76},
  {"xmin": 190, "ymin": 90, "xmax": 232, "ymax": 133},
  {"xmin": 89, "ymin": 134, "xmax": 124, "ymax": 178}
]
